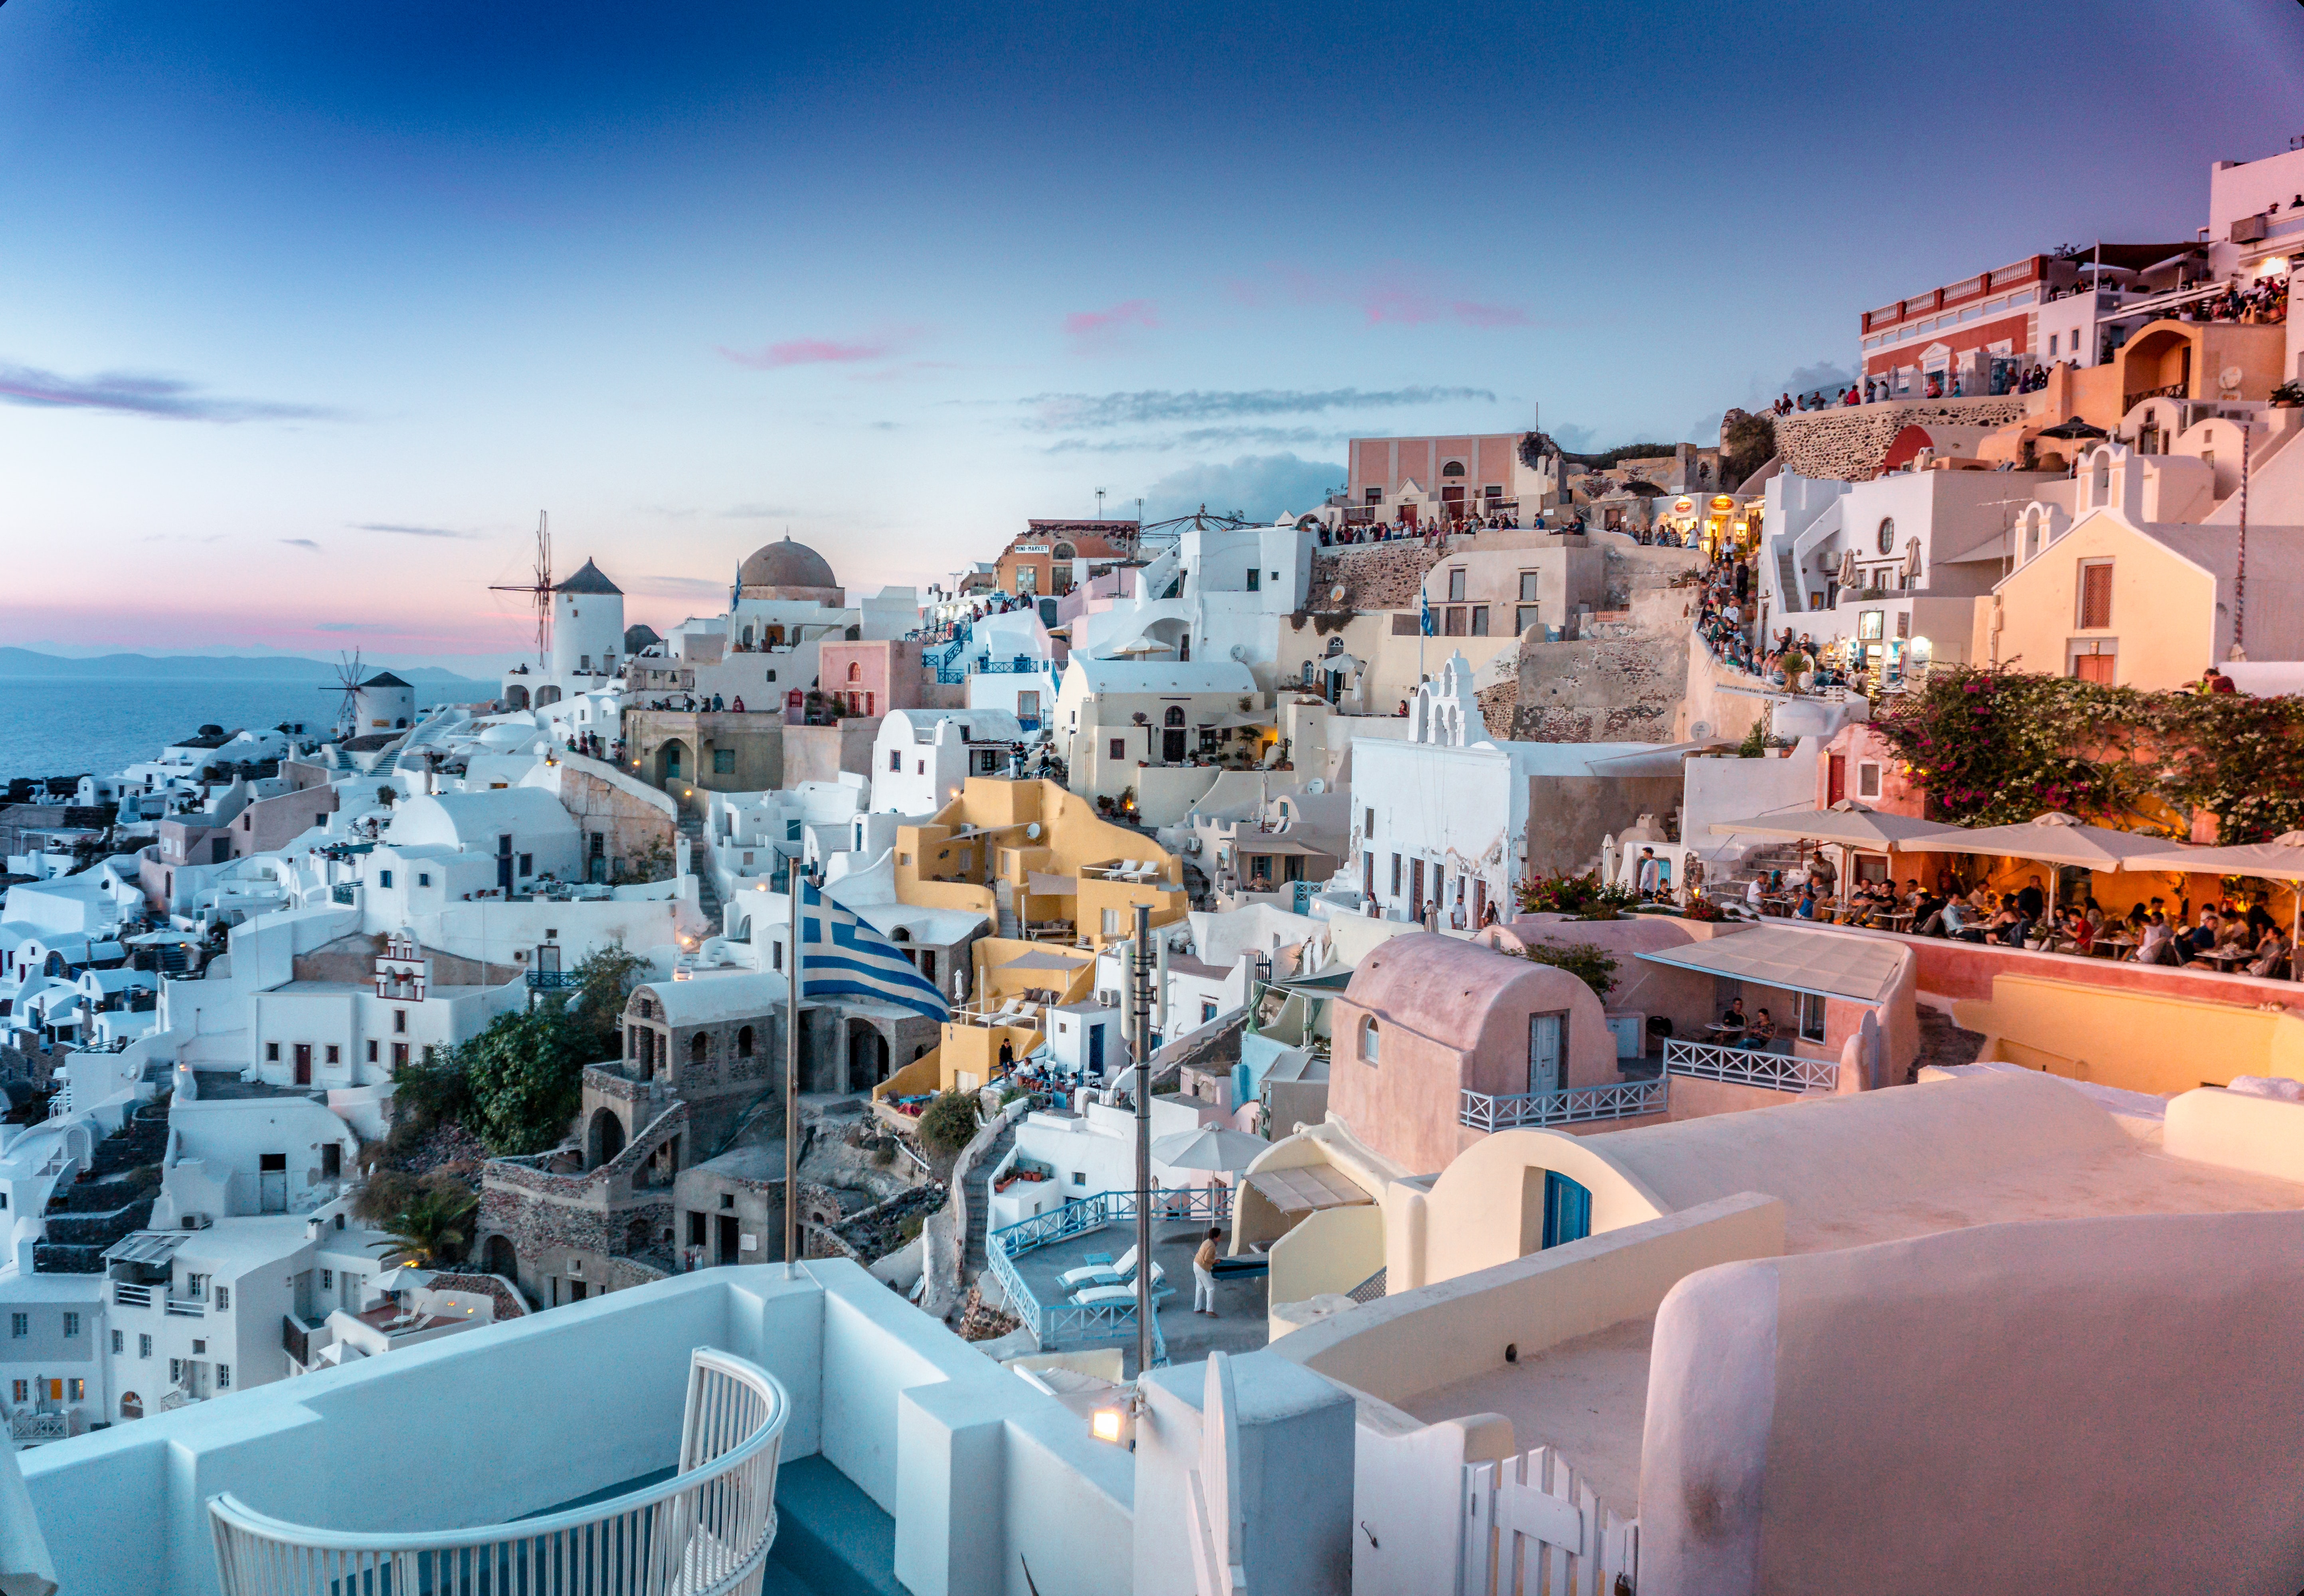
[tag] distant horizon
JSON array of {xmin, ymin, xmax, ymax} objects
[{"xmin": 0, "ymin": 643, "xmax": 505, "ymax": 681}]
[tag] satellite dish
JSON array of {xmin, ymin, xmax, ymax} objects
[
  {"xmin": 1690, "ymin": 721, "xmax": 1714, "ymax": 740},
  {"xmin": 1305, "ymin": 778, "xmax": 1326, "ymax": 794},
  {"xmin": 1330, "ymin": 584, "xmax": 1349, "ymax": 606},
  {"xmin": 1024, "ymin": 822, "xmax": 1042, "ymax": 840}
]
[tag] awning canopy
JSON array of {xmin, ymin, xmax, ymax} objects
[
  {"xmin": 1897, "ymin": 812, "xmax": 2188, "ymax": 871},
  {"xmin": 1246, "ymin": 1163, "xmax": 1374, "ymax": 1215},
  {"xmin": 101, "ymin": 1231, "xmax": 190, "ymax": 1267},
  {"xmin": 1151, "ymin": 1126, "xmax": 1270, "ymax": 1175},
  {"xmin": 1023, "ymin": 871, "xmax": 1079, "ymax": 896},
  {"xmin": 1234, "ymin": 835, "xmax": 1336, "ymax": 858},
  {"xmin": 998, "ymin": 949, "xmax": 1091, "ymax": 972},
  {"xmin": 2121, "ymin": 831, "xmax": 2304, "ymax": 881},
  {"xmin": 1709, "ymin": 801, "xmax": 1957, "ymax": 851},
  {"xmin": 1636, "ymin": 924, "xmax": 1907, "ymax": 1005}
]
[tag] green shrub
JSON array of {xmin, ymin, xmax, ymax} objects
[
  {"xmin": 916, "ymin": 1090, "xmax": 983, "ymax": 1156},
  {"xmin": 1515, "ymin": 939, "xmax": 1619, "ymax": 1000}
]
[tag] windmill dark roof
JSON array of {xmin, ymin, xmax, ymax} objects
[
  {"xmin": 360, "ymin": 672, "xmax": 412, "ymax": 689},
  {"xmin": 623, "ymin": 624, "xmax": 662, "ymax": 653},
  {"xmin": 553, "ymin": 559, "xmax": 623, "ymax": 596}
]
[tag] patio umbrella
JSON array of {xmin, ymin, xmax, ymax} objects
[
  {"xmin": 2123, "ymin": 831, "xmax": 2304, "ymax": 978},
  {"xmin": 1709, "ymin": 802, "xmax": 1958, "ymax": 850},
  {"xmin": 1898, "ymin": 812, "xmax": 2190, "ymax": 913},
  {"xmin": 1149, "ymin": 1126, "xmax": 1270, "ymax": 1175},
  {"xmin": 2037, "ymin": 417, "xmax": 2109, "ymax": 441}
]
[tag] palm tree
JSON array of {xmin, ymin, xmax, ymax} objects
[{"xmin": 369, "ymin": 1185, "xmax": 479, "ymax": 1268}]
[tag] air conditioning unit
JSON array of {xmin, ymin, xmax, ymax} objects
[
  {"xmin": 2232, "ymin": 214, "xmax": 2269, "ymax": 244},
  {"xmin": 180, "ymin": 1213, "xmax": 212, "ymax": 1231}
]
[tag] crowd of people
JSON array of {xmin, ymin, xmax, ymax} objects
[
  {"xmin": 1692, "ymin": 553, "xmax": 1855, "ymax": 693},
  {"xmin": 1321, "ymin": 508, "xmax": 1531, "ymax": 545}
]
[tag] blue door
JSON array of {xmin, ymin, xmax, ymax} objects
[
  {"xmin": 1541, "ymin": 1170, "xmax": 1591, "ymax": 1250},
  {"xmin": 1528, "ymin": 1013, "xmax": 1564, "ymax": 1095},
  {"xmin": 1088, "ymin": 1023, "xmax": 1105, "ymax": 1077}
]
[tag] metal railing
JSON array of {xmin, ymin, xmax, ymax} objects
[
  {"xmin": 1663, "ymin": 1037, "xmax": 1836, "ymax": 1093},
  {"xmin": 987, "ymin": 1187, "xmax": 1233, "ymax": 1362},
  {"xmin": 526, "ymin": 968, "xmax": 583, "ymax": 991},
  {"xmin": 8, "ymin": 1412, "xmax": 67, "ymax": 1444},
  {"xmin": 1459, "ymin": 1078, "xmax": 1669, "ymax": 1133},
  {"xmin": 114, "ymin": 1284, "xmax": 152, "ymax": 1308},
  {"xmin": 972, "ymin": 656, "xmax": 1048, "ymax": 676},
  {"xmin": 166, "ymin": 1298, "xmax": 206, "ymax": 1318},
  {"xmin": 210, "ymin": 1346, "xmax": 788, "ymax": 1596}
]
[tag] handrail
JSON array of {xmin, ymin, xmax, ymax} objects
[
  {"xmin": 1458, "ymin": 1078, "xmax": 1667, "ymax": 1132},
  {"xmin": 1663, "ymin": 1037, "xmax": 1837, "ymax": 1093},
  {"xmin": 209, "ymin": 1346, "xmax": 787, "ymax": 1596},
  {"xmin": 988, "ymin": 1187, "xmax": 1231, "ymax": 1364}
]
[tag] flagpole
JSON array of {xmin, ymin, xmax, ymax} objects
[
  {"xmin": 785, "ymin": 865, "xmax": 801, "ymax": 1277},
  {"xmin": 1132, "ymin": 901, "xmax": 1153, "ymax": 1378}
]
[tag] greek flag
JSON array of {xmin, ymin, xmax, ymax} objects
[
  {"xmin": 1419, "ymin": 585, "xmax": 1434, "ymax": 636},
  {"xmin": 797, "ymin": 882, "xmax": 951, "ymax": 1019}
]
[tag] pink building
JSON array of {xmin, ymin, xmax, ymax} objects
[
  {"xmin": 1345, "ymin": 431, "xmax": 1547, "ymax": 524},
  {"xmin": 816, "ymin": 640, "xmax": 928, "ymax": 719}
]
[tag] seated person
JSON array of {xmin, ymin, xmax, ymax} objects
[
  {"xmin": 2249, "ymin": 928, "xmax": 2291, "ymax": 979},
  {"xmin": 2178, "ymin": 911, "xmax": 2223, "ymax": 963},
  {"xmin": 2136, "ymin": 912, "xmax": 2178, "ymax": 964},
  {"xmin": 1718, "ymin": 998, "xmax": 1747, "ymax": 1033},
  {"xmin": 1792, "ymin": 887, "xmax": 1818, "ymax": 920},
  {"xmin": 1742, "ymin": 1008, "xmax": 1777, "ymax": 1049}
]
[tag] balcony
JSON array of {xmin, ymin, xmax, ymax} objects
[
  {"xmin": 209, "ymin": 1347, "xmax": 788, "ymax": 1596},
  {"xmin": 1459, "ymin": 1078, "xmax": 1668, "ymax": 1132},
  {"xmin": 113, "ymin": 1283, "xmax": 152, "ymax": 1308},
  {"xmin": 1661, "ymin": 1037, "xmax": 1837, "ymax": 1093},
  {"xmin": 525, "ymin": 968, "xmax": 583, "ymax": 991},
  {"xmin": 164, "ymin": 1297, "xmax": 206, "ymax": 1318}
]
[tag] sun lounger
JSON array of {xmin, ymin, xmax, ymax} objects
[{"xmin": 1058, "ymin": 1244, "xmax": 1139, "ymax": 1291}]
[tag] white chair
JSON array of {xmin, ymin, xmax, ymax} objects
[{"xmin": 1058, "ymin": 1245, "xmax": 1141, "ymax": 1292}]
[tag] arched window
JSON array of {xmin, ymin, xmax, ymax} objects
[
  {"xmin": 1359, "ymin": 1017, "xmax": 1380, "ymax": 1064},
  {"xmin": 690, "ymin": 1031, "xmax": 708, "ymax": 1067},
  {"xmin": 846, "ymin": 661, "xmax": 861, "ymax": 682},
  {"xmin": 2090, "ymin": 452, "xmax": 2111, "ymax": 506},
  {"xmin": 1164, "ymin": 706, "xmax": 1186, "ymax": 727},
  {"xmin": 1325, "ymin": 636, "xmax": 1344, "ymax": 657},
  {"xmin": 736, "ymin": 1025, "xmax": 754, "ymax": 1059},
  {"xmin": 1875, "ymin": 518, "xmax": 1896, "ymax": 556},
  {"xmin": 1441, "ymin": 460, "xmax": 1466, "ymax": 478},
  {"xmin": 1054, "ymin": 541, "xmax": 1076, "ymax": 560}
]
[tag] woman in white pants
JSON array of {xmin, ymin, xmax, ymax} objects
[{"xmin": 1193, "ymin": 1228, "xmax": 1222, "ymax": 1314}]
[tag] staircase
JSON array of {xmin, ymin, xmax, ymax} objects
[
  {"xmin": 962, "ymin": 1119, "xmax": 1017, "ymax": 1277},
  {"xmin": 679, "ymin": 815, "xmax": 724, "ymax": 932},
  {"xmin": 1774, "ymin": 541, "xmax": 1803, "ymax": 612},
  {"xmin": 992, "ymin": 880, "xmax": 1020, "ymax": 940},
  {"xmin": 1715, "ymin": 841, "xmax": 1809, "ymax": 903}
]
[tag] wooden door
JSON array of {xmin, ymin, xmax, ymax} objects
[
  {"xmin": 1826, "ymin": 755, "xmax": 1846, "ymax": 805},
  {"xmin": 293, "ymin": 1044, "xmax": 312, "ymax": 1086},
  {"xmin": 1528, "ymin": 1013, "xmax": 1565, "ymax": 1096},
  {"xmin": 1409, "ymin": 857, "xmax": 1426, "ymax": 915}
]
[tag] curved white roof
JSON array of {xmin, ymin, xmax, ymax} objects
[
  {"xmin": 389, "ymin": 788, "xmax": 576, "ymax": 851},
  {"xmin": 637, "ymin": 972, "xmax": 787, "ymax": 1025}
]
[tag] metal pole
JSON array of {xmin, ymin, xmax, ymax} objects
[
  {"xmin": 1131, "ymin": 901, "xmax": 1154, "ymax": 1376},
  {"xmin": 2232, "ymin": 438, "xmax": 2250, "ymax": 661},
  {"xmin": 784, "ymin": 867, "xmax": 802, "ymax": 1276}
]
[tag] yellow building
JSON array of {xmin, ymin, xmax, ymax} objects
[{"xmin": 1981, "ymin": 444, "xmax": 2304, "ymax": 688}]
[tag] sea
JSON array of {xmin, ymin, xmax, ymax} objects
[{"xmin": 0, "ymin": 676, "xmax": 467, "ymax": 784}]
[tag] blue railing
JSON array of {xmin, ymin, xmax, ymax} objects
[
  {"xmin": 973, "ymin": 655, "xmax": 1049, "ymax": 676},
  {"xmin": 526, "ymin": 969, "xmax": 583, "ymax": 991},
  {"xmin": 924, "ymin": 625, "xmax": 973, "ymax": 685},
  {"xmin": 987, "ymin": 1186, "xmax": 1234, "ymax": 1365}
]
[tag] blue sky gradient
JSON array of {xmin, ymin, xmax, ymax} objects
[{"xmin": 2, "ymin": 0, "xmax": 2298, "ymax": 666}]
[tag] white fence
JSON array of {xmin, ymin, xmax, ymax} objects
[
  {"xmin": 1663, "ymin": 1035, "xmax": 1837, "ymax": 1093},
  {"xmin": 1460, "ymin": 1447, "xmax": 1637, "ymax": 1596},
  {"xmin": 1459, "ymin": 1078, "xmax": 1667, "ymax": 1132},
  {"xmin": 209, "ymin": 1346, "xmax": 788, "ymax": 1596}
]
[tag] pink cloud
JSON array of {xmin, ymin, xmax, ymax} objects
[
  {"xmin": 717, "ymin": 328, "xmax": 919, "ymax": 369},
  {"xmin": 1448, "ymin": 300, "xmax": 1532, "ymax": 329},
  {"xmin": 1236, "ymin": 263, "xmax": 1534, "ymax": 330},
  {"xmin": 1063, "ymin": 299, "xmax": 1160, "ymax": 351}
]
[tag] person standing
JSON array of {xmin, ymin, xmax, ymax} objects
[{"xmin": 1193, "ymin": 1228, "xmax": 1222, "ymax": 1315}]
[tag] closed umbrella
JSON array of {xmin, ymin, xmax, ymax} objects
[
  {"xmin": 1149, "ymin": 1127, "xmax": 1269, "ymax": 1175},
  {"xmin": 2124, "ymin": 831, "xmax": 2304, "ymax": 979}
]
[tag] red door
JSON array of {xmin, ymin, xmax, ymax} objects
[
  {"xmin": 293, "ymin": 1044, "xmax": 312, "ymax": 1086},
  {"xmin": 1826, "ymin": 755, "xmax": 1846, "ymax": 806}
]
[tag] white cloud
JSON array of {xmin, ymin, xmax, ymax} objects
[{"xmin": 1141, "ymin": 453, "xmax": 1345, "ymax": 525}]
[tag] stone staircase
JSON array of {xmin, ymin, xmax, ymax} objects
[
  {"xmin": 962, "ymin": 1118, "xmax": 1017, "ymax": 1277},
  {"xmin": 679, "ymin": 815, "xmax": 724, "ymax": 932},
  {"xmin": 35, "ymin": 1102, "xmax": 170, "ymax": 1273},
  {"xmin": 1714, "ymin": 840, "xmax": 1809, "ymax": 900}
]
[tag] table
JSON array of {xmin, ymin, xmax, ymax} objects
[
  {"xmin": 2092, "ymin": 938, "xmax": 2137, "ymax": 960},
  {"xmin": 1880, "ymin": 912, "xmax": 1914, "ymax": 932},
  {"xmin": 2195, "ymin": 948, "xmax": 2250, "ymax": 972}
]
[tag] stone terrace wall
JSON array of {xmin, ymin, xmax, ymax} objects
[
  {"xmin": 1774, "ymin": 397, "xmax": 2027, "ymax": 481},
  {"xmin": 1512, "ymin": 552, "xmax": 1699, "ymax": 743},
  {"xmin": 1308, "ymin": 542, "xmax": 1444, "ymax": 612}
]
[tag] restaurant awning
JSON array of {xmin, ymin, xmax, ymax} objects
[
  {"xmin": 1709, "ymin": 801, "xmax": 1957, "ymax": 850},
  {"xmin": 1023, "ymin": 871, "xmax": 1079, "ymax": 896},
  {"xmin": 2120, "ymin": 832, "xmax": 2304, "ymax": 880},
  {"xmin": 1246, "ymin": 1163, "xmax": 1374, "ymax": 1215},
  {"xmin": 1635, "ymin": 924, "xmax": 1907, "ymax": 1005},
  {"xmin": 998, "ymin": 949, "xmax": 1092, "ymax": 972},
  {"xmin": 1234, "ymin": 835, "xmax": 1336, "ymax": 857},
  {"xmin": 1896, "ymin": 812, "xmax": 2188, "ymax": 871}
]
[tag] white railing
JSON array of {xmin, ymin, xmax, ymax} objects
[
  {"xmin": 1460, "ymin": 1446, "xmax": 1636, "ymax": 1596},
  {"xmin": 114, "ymin": 1283, "xmax": 153, "ymax": 1308},
  {"xmin": 1663, "ymin": 1037, "xmax": 1837, "ymax": 1093},
  {"xmin": 209, "ymin": 1347, "xmax": 788, "ymax": 1596},
  {"xmin": 1459, "ymin": 1078, "xmax": 1667, "ymax": 1132}
]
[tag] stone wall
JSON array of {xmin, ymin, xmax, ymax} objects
[
  {"xmin": 1307, "ymin": 542, "xmax": 1444, "ymax": 613},
  {"xmin": 538, "ymin": 754, "xmax": 680, "ymax": 882},
  {"xmin": 1774, "ymin": 397, "xmax": 2027, "ymax": 481},
  {"xmin": 1510, "ymin": 544, "xmax": 1701, "ymax": 743}
]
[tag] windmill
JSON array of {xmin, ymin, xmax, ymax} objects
[
  {"xmin": 322, "ymin": 650, "xmax": 365, "ymax": 739},
  {"xmin": 489, "ymin": 512, "xmax": 554, "ymax": 670}
]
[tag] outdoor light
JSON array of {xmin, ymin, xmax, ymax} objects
[{"xmin": 1090, "ymin": 1406, "xmax": 1127, "ymax": 1444}]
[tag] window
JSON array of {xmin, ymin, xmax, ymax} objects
[
  {"xmin": 1359, "ymin": 1017, "xmax": 1380, "ymax": 1064},
  {"xmin": 1108, "ymin": 738, "xmax": 1125, "ymax": 761},
  {"xmin": 737, "ymin": 1025, "xmax": 754, "ymax": 1059},
  {"xmin": 1071, "ymin": 1171, "xmax": 1086, "ymax": 1187},
  {"xmin": 2079, "ymin": 561, "xmax": 2113, "ymax": 629},
  {"xmin": 1857, "ymin": 763, "xmax": 1882, "ymax": 800},
  {"xmin": 215, "ymin": 1287, "xmax": 229, "ymax": 1311},
  {"xmin": 379, "ymin": 869, "xmax": 393, "ymax": 888},
  {"xmin": 321, "ymin": 1269, "xmax": 333, "ymax": 1291},
  {"xmin": 1517, "ymin": 605, "xmax": 1541, "ymax": 634},
  {"xmin": 1101, "ymin": 908, "xmax": 1121, "ymax": 938},
  {"xmin": 2048, "ymin": 333, "xmax": 2059, "ymax": 357},
  {"xmin": 322, "ymin": 1143, "xmax": 340, "ymax": 1178},
  {"xmin": 888, "ymin": 749, "xmax": 901, "ymax": 772},
  {"xmin": 62, "ymin": 1313, "xmax": 78, "ymax": 1338},
  {"xmin": 1441, "ymin": 460, "xmax": 1466, "ymax": 478},
  {"xmin": 1444, "ymin": 607, "xmax": 1467, "ymax": 636},
  {"xmin": 1245, "ymin": 567, "xmax": 1260, "ymax": 591},
  {"xmin": 1470, "ymin": 606, "xmax": 1489, "ymax": 636},
  {"xmin": 1364, "ymin": 807, "xmax": 1375, "ymax": 838},
  {"xmin": 265, "ymin": 1043, "xmax": 280, "ymax": 1063},
  {"xmin": 366, "ymin": 1041, "xmax": 378, "ymax": 1064},
  {"xmin": 1875, "ymin": 518, "xmax": 1895, "ymax": 557},
  {"xmin": 1519, "ymin": 572, "xmax": 1539, "ymax": 602},
  {"xmin": 1447, "ymin": 567, "xmax": 1467, "ymax": 602},
  {"xmin": 417, "ymin": 872, "xmax": 431, "ymax": 887},
  {"xmin": 713, "ymin": 749, "xmax": 736, "ymax": 774},
  {"xmin": 139, "ymin": 1334, "xmax": 151, "ymax": 1359},
  {"xmin": 187, "ymin": 1275, "xmax": 206, "ymax": 1301},
  {"xmin": 217, "ymin": 1365, "xmax": 230, "ymax": 1390},
  {"xmin": 325, "ymin": 1045, "xmax": 340, "ymax": 1065},
  {"xmin": 1858, "ymin": 610, "xmax": 1885, "ymax": 642},
  {"xmin": 1798, "ymin": 993, "xmax": 1827, "ymax": 1042},
  {"xmin": 1364, "ymin": 486, "xmax": 1382, "ymax": 504},
  {"xmin": 1389, "ymin": 853, "xmax": 1402, "ymax": 895},
  {"xmin": 393, "ymin": 1010, "xmax": 407, "ymax": 1034},
  {"xmin": 111, "ymin": 1329, "xmax": 123, "ymax": 1354},
  {"xmin": 169, "ymin": 1359, "xmax": 183, "ymax": 1386},
  {"xmin": 10, "ymin": 1314, "xmax": 24, "ymax": 1339}
]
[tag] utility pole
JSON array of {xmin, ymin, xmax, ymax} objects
[
  {"xmin": 1131, "ymin": 901, "xmax": 1154, "ymax": 1377},
  {"xmin": 2232, "ymin": 435, "xmax": 2251, "ymax": 662}
]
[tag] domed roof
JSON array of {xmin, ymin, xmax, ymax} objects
[{"xmin": 739, "ymin": 535, "xmax": 837, "ymax": 591}]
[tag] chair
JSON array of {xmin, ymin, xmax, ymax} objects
[
  {"xmin": 1058, "ymin": 1244, "xmax": 1139, "ymax": 1291},
  {"xmin": 1071, "ymin": 1268, "xmax": 1169, "ymax": 1308}
]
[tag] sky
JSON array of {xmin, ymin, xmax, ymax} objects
[{"xmin": 2, "ymin": 0, "xmax": 2299, "ymax": 673}]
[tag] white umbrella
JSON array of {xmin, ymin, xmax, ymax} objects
[
  {"xmin": 1898, "ymin": 812, "xmax": 2193, "ymax": 918},
  {"xmin": 1149, "ymin": 1126, "xmax": 1269, "ymax": 1175},
  {"xmin": 372, "ymin": 1265, "xmax": 431, "ymax": 1294},
  {"xmin": 2124, "ymin": 831, "xmax": 2304, "ymax": 979},
  {"xmin": 1709, "ymin": 801, "xmax": 1958, "ymax": 850}
]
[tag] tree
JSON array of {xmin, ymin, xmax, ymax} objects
[
  {"xmin": 368, "ymin": 1177, "xmax": 480, "ymax": 1267},
  {"xmin": 916, "ymin": 1090, "xmax": 982, "ymax": 1156},
  {"xmin": 1719, "ymin": 409, "xmax": 1777, "ymax": 491},
  {"xmin": 451, "ymin": 1006, "xmax": 593, "ymax": 1155},
  {"xmin": 1515, "ymin": 939, "xmax": 1620, "ymax": 1000},
  {"xmin": 565, "ymin": 942, "xmax": 649, "ymax": 1055}
]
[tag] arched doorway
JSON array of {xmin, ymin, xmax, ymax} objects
[
  {"xmin": 535, "ymin": 685, "xmax": 562, "ymax": 708},
  {"xmin": 504, "ymin": 683, "xmax": 530, "ymax": 710},
  {"xmin": 656, "ymin": 739, "xmax": 690, "ymax": 788},
  {"xmin": 1162, "ymin": 705, "xmax": 1187, "ymax": 762},
  {"xmin": 484, "ymin": 1235, "xmax": 518, "ymax": 1280},
  {"xmin": 588, "ymin": 1107, "xmax": 627, "ymax": 1169},
  {"xmin": 120, "ymin": 1393, "xmax": 143, "ymax": 1421}
]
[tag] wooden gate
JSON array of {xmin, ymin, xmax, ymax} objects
[{"xmin": 1460, "ymin": 1446, "xmax": 1637, "ymax": 1595}]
